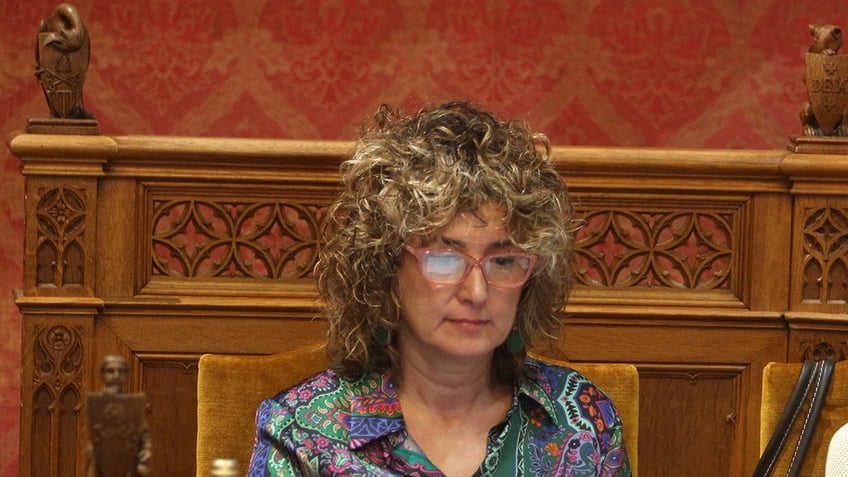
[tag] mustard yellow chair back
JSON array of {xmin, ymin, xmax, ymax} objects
[
  {"xmin": 196, "ymin": 344, "xmax": 328, "ymax": 476},
  {"xmin": 760, "ymin": 360, "xmax": 848, "ymax": 477},
  {"xmin": 196, "ymin": 346, "xmax": 639, "ymax": 477}
]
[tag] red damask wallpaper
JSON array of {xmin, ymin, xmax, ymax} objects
[{"xmin": 2, "ymin": 1, "xmax": 848, "ymax": 474}]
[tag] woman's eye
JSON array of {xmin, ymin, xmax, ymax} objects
[{"xmin": 490, "ymin": 256, "xmax": 517, "ymax": 267}]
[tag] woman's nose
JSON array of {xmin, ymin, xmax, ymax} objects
[{"xmin": 457, "ymin": 263, "xmax": 489, "ymax": 305}]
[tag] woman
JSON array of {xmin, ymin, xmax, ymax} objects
[{"xmin": 247, "ymin": 101, "xmax": 631, "ymax": 476}]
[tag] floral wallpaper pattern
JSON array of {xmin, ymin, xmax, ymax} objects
[{"xmin": 3, "ymin": 1, "xmax": 848, "ymax": 474}]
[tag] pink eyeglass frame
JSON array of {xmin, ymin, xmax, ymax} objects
[{"xmin": 402, "ymin": 244, "xmax": 538, "ymax": 288}]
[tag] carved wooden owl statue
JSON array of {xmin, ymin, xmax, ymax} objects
[
  {"xmin": 35, "ymin": 3, "xmax": 93, "ymax": 119},
  {"xmin": 808, "ymin": 24, "xmax": 843, "ymax": 55}
]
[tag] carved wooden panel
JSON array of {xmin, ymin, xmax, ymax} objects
[
  {"xmin": 556, "ymin": 318, "xmax": 786, "ymax": 477},
  {"xmin": 36, "ymin": 188, "xmax": 88, "ymax": 288},
  {"xmin": 31, "ymin": 323, "xmax": 85, "ymax": 477},
  {"xmin": 138, "ymin": 355, "xmax": 199, "ymax": 477},
  {"xmin": 17, "ymin": 310, "xmax": 97, "ymax": 477},
  {"xmin": 800, "ymin": 207, "xmax": 848, "ymax": 303},
  {"xmin": 790, "ymin": 331, "xmax": 848, "ymax": 362},
  {"xmin": 637, "ymin": 365, "xmax": 744, "ymax": 477},
  {"xmin": 24, "ymin": 176, "xmax": 100, "ymax": 297},
  {"xmin": 138, "ymin": 181, "xmax": 337, "ymax": 294},
  {"xmin": 575, "ymin": 206, "xmax": 734, "ymax": 289},
  {"xmin": 150, "ymin": 199, "xmax": 324, "ymax": 280},
  {"xmin": 792, "ymin": 196, "xmax": 848, "ymax": 312}
]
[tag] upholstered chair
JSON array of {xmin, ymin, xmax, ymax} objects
[
  {"xmin": 196, "ymin": 345, "xmax": 640, "ymax": 476},
  {"xmin": 196, "ymin": 343, "xmax": 327, "ymax": 476},
  {"xmin": 760, "ymin": 360, "xmax": 848, "ymax": 477}
]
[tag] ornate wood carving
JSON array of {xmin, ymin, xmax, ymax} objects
[
  {"xmin": 150, "ymin": 199, "xmax": 323, "ymax": 280},
  {"xmin": 36, "ymin": 187, "xmax": 88, "ymax": 289},
  {"xmin": 801, "ymin": 24, "xmax": 848, "ymax": 137},
  {"xmin": 801, "ymin": 206, "xmax": 848, "ymax": 304},
  {"xmin": 31, "ymin": 323, "xmax": 85, "ymax": 477},
  {"xmin": 33, "ymin": 323, "xmax": 84, "ymax": 391},
  {"xmin": 795, "ymin": 334, "xmax": 848, "ymax": 361},
  {"xmin": 575, "ymin": 208, "xmax": 733, "ymax": 289},
  {"xmin": 34, "ymin": 3, "xmax": 92, "ymax": 120}
]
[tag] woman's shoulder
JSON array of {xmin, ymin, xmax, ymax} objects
[
  {"xmin": 525, "ymin": 354, "xmax": 592, "ymax": 386},
  {"xmin": 270, "ymin": 367, "xmax": 344, "ymax": 401},
  {"xmin": 258, "ymin": 368, "xmax": 391, "ymax": 422},
  {"xmin": 261, "ymin": 367, "xmax": 375, "ymax": 419},
  {"xmin": 255, "ymin": 368, "xmax": 354, "ymax": 440},
  {"xmin": 522, "ymin": 356, "xmax": 631, "ymax": 474},
  {"xmin": 255, "ymin": 369, "xmax": 398, "ymax": 448},
  {"xmin": 524, "ymin": 354, "xmax": 622, "ymax": 427},
  {"xmin": 524, "ymin": 355, "xmax": 617, "ymax": 409}
]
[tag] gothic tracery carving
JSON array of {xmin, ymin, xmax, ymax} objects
[
  {"xmin": 151, "ymin": 199, "xmax": 323, "ymax": 279},
  {"xmin": 802, "ymin": 207, "xmax": 848, "ymax": 303},
  {"xmin": 33, "ymin": 324, "xmax": 83, "ymax": 393},
  {"xmin": 574, "ymin": 209, "xmax": 733, "ymax": 289},
  {"xmin": 36, "ymin": 187, "xmax": 87, "ymax": 288}
]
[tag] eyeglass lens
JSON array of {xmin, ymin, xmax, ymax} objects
[{"xmin": 420, "ymin": 251, "xmax": 532, "ymax": 286}]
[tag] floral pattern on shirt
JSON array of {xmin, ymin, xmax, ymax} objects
[{"xmin": 247, "ymin": 357, "xmax": 631, "ymax": 477}]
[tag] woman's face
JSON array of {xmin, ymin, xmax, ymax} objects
[{"xmin": 396, "ymin": 202, "xmax": 524, "ymax": 364}]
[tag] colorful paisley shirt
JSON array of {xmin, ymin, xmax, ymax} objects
[{"xmin": 247, "ymin": 356, "xmax": 631, "ymax": 476}]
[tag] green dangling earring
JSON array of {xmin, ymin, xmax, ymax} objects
[
  {"xmin": 377, "ymin": 326, "xmax": 391, "ymax": 345},
  {"xmin": 506, "ymin": 328, "xmax": 524, "ymax": 353}
]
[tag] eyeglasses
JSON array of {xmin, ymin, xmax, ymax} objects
[{"xmin": 403, "ymin": 244, "xmax": 538, "ymax": 288}]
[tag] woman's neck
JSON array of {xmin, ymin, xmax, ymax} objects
[
  {"xmin": 393, "ymin": 346, "xmax": 514, "ymax": 477},
  {"xmin": 394, "ymin": 345, "xmax": 510, "ymax": 416}
]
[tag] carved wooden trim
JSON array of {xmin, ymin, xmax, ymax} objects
[
  {"xmin": 786, "ymin": 330, "xmax": 848, "ymax": 361},
  {"xmin": 32, "ymin": 323, "xmax": 85, "ymax": 392},
  {"xmin": 574, "ymin": 207, "xmax": 734, "ymax": 289},
  {"xmin": 149, "ymin": 198, "xmax": 323, "ymax": 280},
  {"xmin": 36, "ymin": 187, "xmax": 88, "ymax": 289},
  {"xmin": 135, "ymin": 353, "xmax": 201, "ymax": 372},
  {"xmin": 636, "ymin": 363, "xmax": 747, "ymax": 383},
  {"xmin": 800, "ymin": 206, "xmax": 848, "ymax": 304},
  {"xmin": 136, "ymin": 181, "xmax": 338, "ymax": 293},
  {"xmin": 22, "ymin": 175, "xmax": 101, "ymax": 297},
  {"xmin": 798, "ymin": 337, "xmax": 848, "ymax": 361},
  {"xmin": 23, "ymin": 318, "xmax": 94, "ymax": 477},
  {"xmin": 791, "ymin": 196, "xmax": 848, "ymax": 312}
]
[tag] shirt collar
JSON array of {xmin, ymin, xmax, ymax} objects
[
  {"xmin": 348, "ymin": 373, "xmax": 405, "ymax": 450},
  {"xmin": 346, "ymin": 358, "xmax": 561, "ymax": 450},
  {"xmin": 518, "ymin": 357, "xmax": 562, "ymax": 426}
]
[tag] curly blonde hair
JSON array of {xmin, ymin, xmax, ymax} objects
[{"xmin": 318, "ymin": 101, "xmax": 574, "ymax": 382}]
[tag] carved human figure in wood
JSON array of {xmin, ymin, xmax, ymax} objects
[
  {"xmin": 35, "ymin": 3, "xmax": 93, "ymax": 119},
  {"xmin": 101, "ymin": 355, "xmax": 129, "ymax": 394},
  {"xmin": 801, "ymin": 24, "xmax": 848, "ymax": 136},
  {"xmin": 87, "ymin": 355, "xmax": 152, "ymax": 477}
]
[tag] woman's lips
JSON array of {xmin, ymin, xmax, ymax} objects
[{"xmin": 446, "ymin": 318, "xmax": 488, "ymax": 330}]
